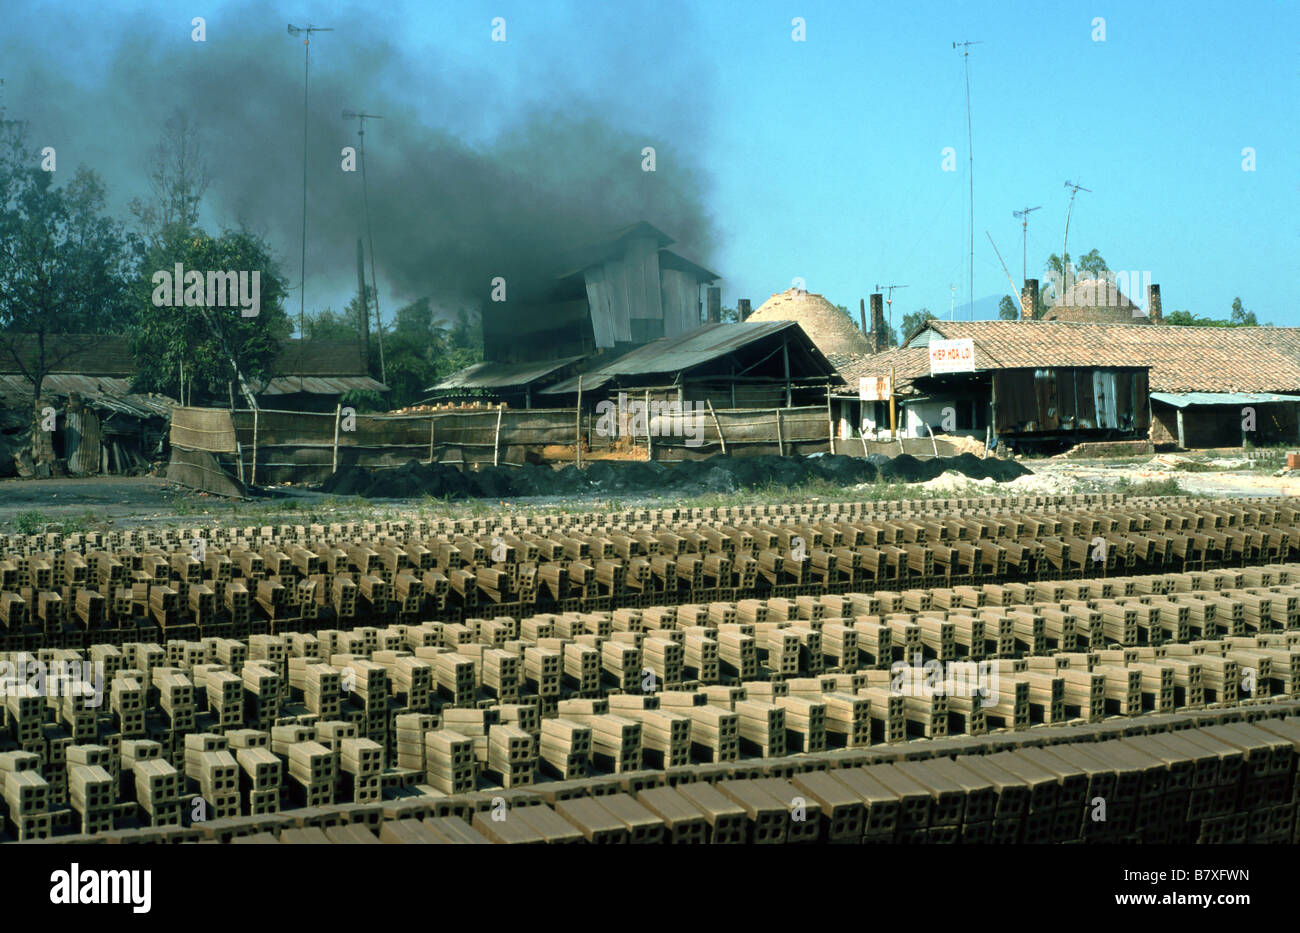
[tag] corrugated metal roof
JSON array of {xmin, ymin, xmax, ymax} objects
[
  {"xmin": 430, "ymin": 356, "xmax": 585, "ymax": 391},
  {"xmin": 257, "ymin": 376, "xmax": 388, "ymax": 396},
  {"xmin": 541, "ymin": 321, "xmax": 816, "ymax": 395},
  {"xmin": 1151, "ymin": 391, "xmax": 1300, "ymax": 408},
  {"xmin": 0, "ymin": 374, "xmax": 173, "ymax": 418}
]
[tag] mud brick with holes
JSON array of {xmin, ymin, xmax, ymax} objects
[
  {"xmin": 744, "ymin": 776, "xmax": 821, "ymax": 843},
  {"xmin": 884, "ymin": 760, "xmax": 965, "ymax": 829},
  {"xmin": 559, "ymin": 713, "xmax": 640, "ymax": 774},
  {"xmin": 733, "ymin": 699, "xmax": 785, "ymax": 758},
  {"xmin": 486, "ymin": 803, "xmax": 574, "ymax": 844},
  {"xmin": 1203, "ymin": 722, "xmax": 1295, "ymax": 778},
  {"xmin": 538, "ymin": 718, "xmax": 591, "ymax": 780},
  {"xmin": 640, "ymin": 636, "xmax": 683, "ymax": 686},
  {"xmin": 1173, "ymin": 729, "xmax": 1245, "ymax": 787},
  {"xmin": 950, "ymin": 756, "xmax": 1029, "ymax": 824},
  {"xmin": 682, "ymin": 632, "xmax": 719, "ymax": 684},
  {"xmin": 828, "ymin": 767, "xmax": 900, "ymax": 840},
  {"xmin": 241, "ymin": 662, "xmax": 281, "ymax": 725},
  {"xmin": 485, "ymin": 724, "xmax": 534, "ymax": 787},
  {"xmin": 519, "ymin": 645, "xmax": 560, "ymax": 699},
  {"xmin": 425, "ymin": 730, "xmax": 475, "ymax": 794},
  {"xmin": 628, "ymin": 785, "xmax": 703, "ymax": 843},
  {"xmin": 548, "ymin": 796, "xmax": 626, "ymax": 843},
  {"xmin": 472, "ymin": 806, "xmax": 549, "ymax": 844},
  {"xmin": 616, "ymin": 708, "xmax": 691, "ymax": 769},
  {"xmin": 852, "ymin": 686, "xmax": 903, "ymax": 743},
  {"xmin": 714, "ymin": 778, "xmax": 790, "ymax": 844},
  {"xmin": 716, "ymin": 629, "xmax": 757, "ymax": 681},
  {"xmin": 580, "ymin": 792, "xmax": 662, "ymax": 844},
  {"xmin": 479, "ymin": 649, "xmax": 518, "ymax": 702},
  {"xmin": 393, "ymin": 712, "xmax": 435, "ymax": 771},
  {"xmin": 859, "ymin": 763, "xmax": 933, "ymax": 835},
  {"xmin": 671, "ymin": 704, "xmax": 733, "ymax": 763}
]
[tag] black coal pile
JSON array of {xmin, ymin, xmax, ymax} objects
[{"xmin": 316, "ymin": 453, "xmax": 1030, "ymax": 500}]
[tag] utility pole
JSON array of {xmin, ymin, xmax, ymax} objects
[
  {"xmin": 343, "ymin": 109, "xmax": 386, "ymax": 385},
  {"xmin": 949, "ymin": 284, "xmax": 956, "ymax": 321},
  {"xmin": 1062, "ymin": 181, "xmax": 1091, "ymax": 298},
  {"xmin": 954, "ymin": 40, "xmax": 981, "ymax": 318},
  {"xmin": 1012, "ymin": 206, "xmax": 1041, "ymax": 282},
  {"xmin": 875, "ymin": 283, "xmax": 909, "ymax": 339},
  {"xmin": 287, "ymin": 23, "xmax": 333, "ymax": 340}
]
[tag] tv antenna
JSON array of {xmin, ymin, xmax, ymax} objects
[
  {"xmin": 1060, "ymin": 180, "xmax": 1091, "ymax": 297},
  {"xmin": 287, "ymin": 23, "xmax": 333, "ymax": 340},
  {"xmin": 954, "ymin": 40, "xmax": 981, "ymax": 318},
  {"xmin": 343, "ymin": 109, "xmax": 386, "ymax": 384},
  {"xmin": 1012, "ymin": 206, "xmax": 1041, "ymax": 282},
  {"xmin": 875, "ymin": 283, "xmax": 909, "ymax": 337}
]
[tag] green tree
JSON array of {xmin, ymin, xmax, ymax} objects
[
  {"xmin": 1163, "ymin": 302, "xmax": 1267, "ymax": 328},
  {"xmin": 1230, "ymin": 297, "xmax": 1258, "ymax": 326},
  {"xmin": 1045, "ymin": 252, "xmax": 1071, "ymax": 276},
  {"xmin": 998, "ymin": 295, "xmax": 1019, "ymax": 320},
  {"xmin": 1075, "ymin": 249, "xmax": 1108, "ymax": 277},
  {"xmin": 0, "ymin": 121, "xmax": 135, "ymax": 456},
  {"xmin": 128, "ymin": 110, "xmax": 210, "ymax": 242},
  {"xmin": 899, "ymin": 308, "xmax": 936, "ymax": 340},
  {"xmin": 304, "ymin": 306, "xmax": 362, "ymax": 341},
  {"xmin": 129, "ymin": 226, "xmax": 291, "ymax": 406}
]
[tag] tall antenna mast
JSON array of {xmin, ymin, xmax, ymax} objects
[
  {"xmin": 875, "ymin": 283, "xmax": 909, "ymax": 338},
  {"xmin": 343, "ymin": 109, "xmax": 386, "ymax": 385},
  {"xmin": 1012, "ymin": 206, "xmax": 1041, "ymax": 282},
  {"xmin": 1062, "ymin": 180, "xmax": 1091, "ymax": 298},
  {"xmin": 287, "ymin": 23, "xmax": 333, "ymax": 340},
  {"xmin": 954, "ymin": 40, "xmax": 981, "ymax": 318}
]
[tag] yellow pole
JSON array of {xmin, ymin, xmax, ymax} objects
[{"xmin": 889, "ymin": 365, "xmax": 897, "ymax": 439}]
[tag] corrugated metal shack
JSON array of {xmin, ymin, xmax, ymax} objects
[
  {"xmin": 1150, "ymin": 392, "xmax": 1300, "ymax": 448},
  {"xmin": 992, "ymin": 368, "xmax": 1149, "ymax": 435},
  {"xmin": 0, "ymin": 335, "xmax": 173, "ymax": 477},
  {"xmin": 480, "ymin": 221, "xmax": 720, "ymax": 367},
  {"xmin": 254, "ymin": 339, "xmax": 388, "ymax": 412}
]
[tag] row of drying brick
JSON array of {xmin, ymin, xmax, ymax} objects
[{"xmin": 45, "ymin": 707, "xmax": 1300, "ymax": 844}]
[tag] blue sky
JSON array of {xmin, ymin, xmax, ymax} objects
[{"xmin": 3, "ymin": 0, "xmax": 1297, "ymax": 329}]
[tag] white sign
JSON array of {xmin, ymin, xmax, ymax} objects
[
  {"xmin": 929, "ymin": 338, "xmax": 975, "ymax": 374},
  {"xmin": 859, "ymin": 376, "xmax": 891, "ymax": 401}
]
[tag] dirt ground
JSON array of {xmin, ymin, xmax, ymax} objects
[
  {"xmin": 912, "ymin": 455, "xmax": 1300, "ymax": 498},
  {"xmin": 2, "ymin": 452, "xmax": 1296, "ymax": 531},
  {"xmin": 0, "ymin": 476, "xmax": 239, "ymax": 525}
]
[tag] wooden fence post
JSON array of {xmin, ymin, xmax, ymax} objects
[
  {"xmin": 493, "ymin": 404, "xmax": 503, "ymax": 467},
  {"xmin": 706, "ymin": 398, "xmax": 726, "ymax": 455},
  {"xmin": 826, "ymin": 384, "xmax": 835, "ymax": 454},
  {"xmin": 776, "ymin": 408, "xmax": 784, "ymax": 457},
  {"xmin": 575, "ymin": 376, "xmax": 583, "ymax": 469},
  {"xmin": 251, "ymin": 407, "xmax": 259, "ymax": 487},
  {"xmin": 331, "ymin": 403, "xmax": 342, "ymax": 473}
]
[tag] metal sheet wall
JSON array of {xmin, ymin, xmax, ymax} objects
[{"xmin": 994, "ymin": 367, "xmax": 1148, "ymax": 435}]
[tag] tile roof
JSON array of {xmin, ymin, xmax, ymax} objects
[
  {"xmin": 0, "ymin": 335, "xmax": 135, "ymax": 375},
  {"xmin": 837, "ymin": 321, "xmax": 1300, "ymax": 394}
]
